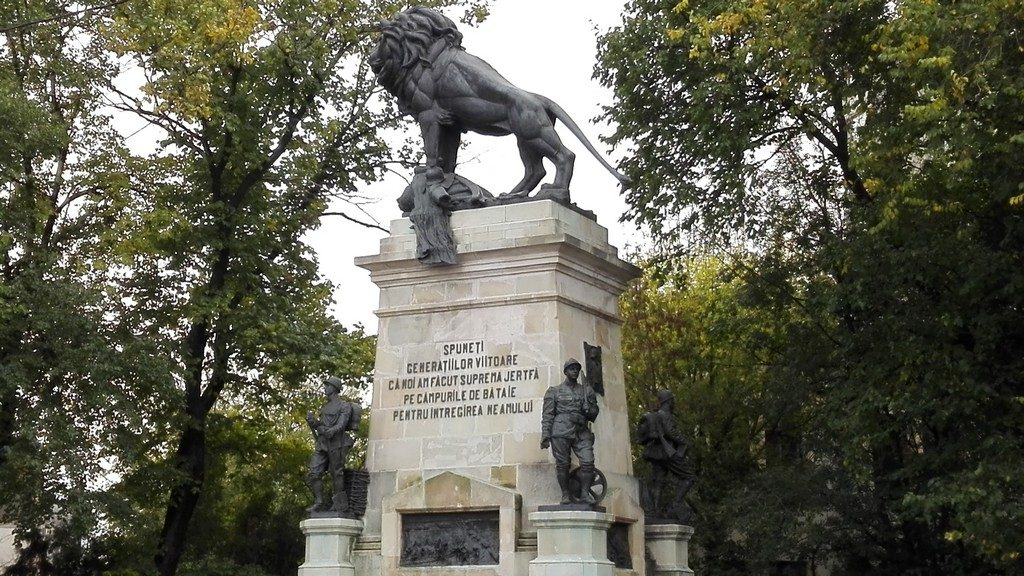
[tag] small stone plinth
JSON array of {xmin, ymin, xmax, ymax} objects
[
  {"xmin": 644, "ymin": 524, "xmax": 694, "ymax": 576},
  {"xmin": 529, "ymin": 509, "xmax": 615, "ymax": 576},
  {"xmin": 298, "ymin": 517, "xmax": 364, "ymax": 576}
]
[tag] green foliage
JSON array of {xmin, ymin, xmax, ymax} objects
[
  {"xmin": 2, "ymin": 527, "xmax": 109, "ymax": 576},
  {"xmin": 622, "ymin": 256, "xmax": 836, "ymax": 572},
  {"xmin": 0, "ymin": 0, "xmax": 172, "ymax": 552},
  {"xmin": 89, "ymin": 0, "xmax": 462, "ymax": 570},
  {"xmin": 603, "ymin": 0, "xmax": 1024, "ymax": 572},
  {"xmin": 2, "ymin": 0, "xmax": 459, "ymax": 573},
  {"xmin": 176, "ymin": 558, "xmax": 274, "ymax": 576},
  {"xmin": 103, "ymin": 402, "xmax": 357, "ymax": 576}
]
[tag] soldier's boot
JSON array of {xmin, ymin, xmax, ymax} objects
[
  {"xmin": 578, "ymin": 466, "xmax": 597, "ymax": 505},
  {"xmin": 331, "ymin": 474, "xmax": 350, "ymax": 513},
  {"xmin": 556, "ymin": 466, "xmax": 572, "ymax": 504},
  {"xmin": 306, "ymin": 478, "xmax": 325, "ymax": 512},
  {"xmin": 651, "ymin": 485, "xmax": 663, "ymax": 513}
]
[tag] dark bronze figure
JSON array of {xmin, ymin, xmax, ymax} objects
[
  {"xmin": 541, "ymin": 359, "xmax": 600, "ymax": 505},
  {"xmin": 369, "ymin": 7, "xmax": 630, "ymax": 204},
  {"xmin": 396, "ymin": 166, "xmax": 493, "ymax": 265},
  {"xmin": 306, "ymin": 376, "xmax": 358, "ymax": 515},
  {"xmin": 637, "ymin": 389, "xmax": 696, "ymax": 523},
  {"xmin": 583, "ymin": 341, "xmax": 604, "ymax": 396}
]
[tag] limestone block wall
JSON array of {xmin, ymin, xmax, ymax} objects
[
  {"xmin": 356, "ymin": 201, "xmax": 642, "ymax": 552},
  {"xmin": 0, "ymin": 524, "xmax": 15, "ymax": 568}
]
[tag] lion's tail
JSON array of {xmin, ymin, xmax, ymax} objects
[{"xmin": 540, "ymin": 95, "xmax": 631, "ymax": 190}]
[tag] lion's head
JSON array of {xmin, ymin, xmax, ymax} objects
[{"xmin": 369, "ymin": 7, "xmax": 464, "ymax": 97}]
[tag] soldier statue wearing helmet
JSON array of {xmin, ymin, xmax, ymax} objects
[
  {"xmin": 540, "ymin": 358, "xmax": 600, "ymax": 504},
  {"xmin": 305, "ymin": 376, "xmax": 359, "ymax": 515},
  {"xmin": 637, "ymin": 388, "xmax": 696, "ymax": 521}
]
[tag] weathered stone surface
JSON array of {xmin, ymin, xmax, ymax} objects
[
  {"xmin": 529, "ymin": 510, "xmax": 616, "ymax": 576},
  {"xmin": 645, "ymin": 524, "xmax": 695, "ymax": 576},
  {"xmin": 380, "ymin": 472, "xmax": 522, "ymax": 576},
  {"xmin": 355, "ymin": 201, "xmax": 645, "ymax": 576},
  {"xmin": 0, "ymin": 524, "xmax": 15, "ymax": 569},
  {"xmin": 358, "ymin": 203, "xmax": 639, "ymax": 508},
  {"xmin": 298, "ymin": 517, "xmax": 364, "ymax": 576}
]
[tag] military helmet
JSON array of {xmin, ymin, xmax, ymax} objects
[
  {"xmin": 563, "ymin": 358, "xmax": 582, "ymax": 372},
  {"xmin": 325, "ymin": 376, "xmax": 345, "ymax": 393},
  {"xmin": 656, "ymin": 388, "xmax": 674, "ymax": 405}
]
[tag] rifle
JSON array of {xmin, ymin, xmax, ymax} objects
[
  {"xmin": 579, "ymin": 373, "xmax": 596, "ymax": 431},
  {"xmin": 653, "ymin": 413, "xmax": 677, "ymax": 458},
  {"xmin": 306, "ymin": 410, "xmax": 323, "ymax": 438}
]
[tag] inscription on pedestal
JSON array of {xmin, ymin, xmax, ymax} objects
[
  {"xmin": 400, "ymin": 511, "xmax": 500, "ymax": 566},
  {"xmin": 384, "ymin": 340, "xmax": 540, "ymax": 422}
]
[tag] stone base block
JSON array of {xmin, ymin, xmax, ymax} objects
[
  {"xmin": 529, "ymin": 510, "xmax": 615, "ymax": 576},
  {"xmin": 644, "ymin": 524, "xmax": 694, "ymax": 576},
  {"xmin": 298, "ymin": 517, "xmax": 364, "ymax": 576}
]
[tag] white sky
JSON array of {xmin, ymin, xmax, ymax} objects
[{"xmin": 307, "ymin": 0, "xmax": 642, "ymax": 333}]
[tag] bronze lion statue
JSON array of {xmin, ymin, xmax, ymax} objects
[{"xmin": 369, "ymin": 7, "xmax": 629, "ymax": 201}]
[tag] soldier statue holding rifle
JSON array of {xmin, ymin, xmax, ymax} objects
[
  {"xmin": 541, "ymin": 358, "xmax": 600, "ymax": 505},
  {"xmin": 306, "ymin": 376, "xmax": 357, "ymax": 515},
  {"xmin": 637, "ymin": 389, "xmax": 696, "ymax": 522}
]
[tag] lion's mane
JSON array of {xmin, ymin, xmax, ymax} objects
[{"xmin": 369, "ymin": 7, "xmax": 464, "ymax": 101}]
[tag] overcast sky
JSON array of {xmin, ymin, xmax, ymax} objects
[{"xmin": 306, "ymin": 0, "xmax": 638, "ymax": 333}]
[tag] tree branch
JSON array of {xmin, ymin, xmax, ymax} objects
[
  {"xmin": 0, "ymin": 0, "xmax": 132, "ymax": 33},
  {"xmin": 321, "ymin": 211, "xmax": 388, "ymax": 232}
]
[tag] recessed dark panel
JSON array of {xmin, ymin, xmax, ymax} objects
[
  {"xmin": 607, "ymin": 522, "xmax": 632, "ymax": 569},
  {"xmin": 400, "ymin": 510, "xmax": 500, "ymax": 567}
]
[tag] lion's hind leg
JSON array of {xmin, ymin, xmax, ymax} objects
[
  {"xmin": 506, "ymin": 100, "xmax": 575, "ymax": 199},
  {"xmin": 506, "ymin": 139, "xmax": 546, "ymax": 197},
  {"xmin": 541, "ymin": 129, "xmax": 575, "ymax": 193},
  {"xmin": 521, "ymin": 123, "xmax": 575, "ymax": 196}
]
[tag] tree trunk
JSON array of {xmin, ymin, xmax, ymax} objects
[
  {"xmin": 153, "ymin": 236, "xmax": 236, "ymax": 576},
  {"xmin": 0, "ymin": 390, "xmax": 16, "ymax": 469},
  {"xmin": 154, "ymin": 416, "xmax": 206, "ymax": 576}
]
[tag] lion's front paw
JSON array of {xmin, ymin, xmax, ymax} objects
[{"xmin": 499, "ymin": 190, "xmax": 532, "ymax": 199}]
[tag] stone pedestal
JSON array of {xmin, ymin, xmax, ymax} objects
[
  {"xmin": 644, "ymin": 524, "xmax": 694, "ymax": 576},
  {"xmin": 354, "ymin": 201, "xmax": 644, "ymax": 576},
  {"xmin": 298, "ymin": 517, "xmax": 364, "ymax": 576},
  {"xmin": 529, "ymin": 510, "xmax": 615, "ymax": 576}
]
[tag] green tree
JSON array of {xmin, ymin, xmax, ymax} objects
[
  {"xmin": 0, "ymin": 0, "xmax": 169, "ymax": 554},
  {"xmin": 601, "ymin": 0, "xmax": 1023, "ymax": 572},
  {"xmin": 623, "ymin": 255, "xmax": 842, "ymax": 573},
  {"xmin": 3, "ymin": 1, "xmax": 489, "ymax": 574},
  {"xmin": 96, "ymin": 1, "xmax": 482, "ymax": 574},
  {"xmin": 98, "ymin": 331, "xmax": 372, "ymax": 576}
]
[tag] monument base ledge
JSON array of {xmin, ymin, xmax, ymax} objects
[
  {"xmin": 298, "ymin": 517, "xmax": 364, "ymax": 576},
  {"xmin": 529, "ymin": 509, "xmax": 617, "ymax": 576},
  {"xmin": 644, "ymin": 524, "xmax": 695, "ymax": 576}
]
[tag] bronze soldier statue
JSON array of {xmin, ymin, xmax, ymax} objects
[
  {"xmin": 541, "ymin": 359, "xmax": 600, "ymax": 504},
  {"xmin": 306, "ymin": 376, "xmax": 356, "ymax": 514},
  {"xmin": 637, "ymin": 389, "xmax": 696, "ymax": 521}
]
